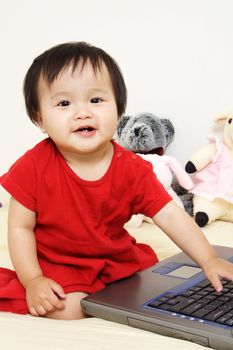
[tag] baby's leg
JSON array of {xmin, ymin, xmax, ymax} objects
[{"xmin": 45, "ymin": 292, "xmax": 88, "ymax": 320}]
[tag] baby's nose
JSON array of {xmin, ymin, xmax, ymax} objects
[{"xmin": 73, "ymin": 108, "xmax": 92, "ymax": 120}]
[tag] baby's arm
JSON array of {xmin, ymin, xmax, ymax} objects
[
  {"xmin": 153, "ymin": 201, "xmax": 233, "ymax": 291},
  {"xmin": 8, "ymin": 197, "xmax": 65, "ymax": 316}
]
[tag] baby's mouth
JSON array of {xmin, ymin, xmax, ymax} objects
[{"xmin": 74, "ymin": 126, "xmax": 97, "ymax": 136}]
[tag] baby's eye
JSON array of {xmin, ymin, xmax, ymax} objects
[
  {"xmin": 58, "ymin": 100, "xmax": 71, "ymax": 107},
  {"xmin": 90, "ymin": 98, "xmax": 103, "ymax": 104}
]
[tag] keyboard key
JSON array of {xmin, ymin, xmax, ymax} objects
[
  {"xmin": 166, "ymin": 299, "xmax": 179, "ymax": 306},
  {"xmin": 199, "ymin": 304, "xmax": 217, "ymax": 312},
  {"xmin": 196, "ymin": 290, "xmax": 209, "ymax": 296},
  {"xmin": 181, "ymin": 302, "xmax": 206, "ymax": 315},
  {"xmin": 203, "ymin": 286, "xmax": 215, "ymax": 292},
  {"xmin": 218, "ymin": 296, "xmax": 230, "ymax": 302},
  {"xmin": 225, "ymin": 292, "xmax": 233, "ymax": 298},
  {"xmin": 202, "ymin": 295, "xmax": 217, "ymax": 301},
  {"xmin": 191, "ymin": 294, "xmax": 203, "ymax": 300},
  {"xmin": 181, "ymin": 290, "xmax": 195, "ymax": 297},
  {"xmin": 196, "ymin": 280, "xmax": 211, "ymax": 288},
  {"xmin": 164, "ymin": 293, "xmax": 175, "ymax": 298},
  {"xmin": 224, "ymin": 284, "xmax": 233, "ymax": 290},
  {"xmin": 212, "ymin": 291, "xmax": 225, "ymax": 297},
  {"xmin": 155, "ymin": 303, "xmax": 172, "ymax": 311},
  {"xmin": 221, "ymin": 280, "xmax": 230, "ymax": 285},
  {"xmin": 211, "ymin": 300, "xmax": 224, "ymax": 308},
  {"xmin": 192, "ymin": 308, "xmax": 213, "ymax": 319},
  {"xmin": 204, "ymin": 308, "xmax": 225, "ymax": 322},
  {"xmin": 156, "ymin": 297, "xmax": 170, "ymax": 303},
  {"xmin": 222, "ymin": 288, "xmax": 230, "ymax": 293},
  {"xmin": 158, "ymin": 296, "xmax": 196, "ymax": 312},
  {"xmin": 221, "ymin": 304, "xmax": 233, "ymax": 312},
  {"xmin": 217, "ymin": 313, "xmax": 233, "ymax": 324},
  {"xmin": 148, "ymin": 300, "xmax": 164, "ymax": 308},
  {"xmin": 224, "ymin": 301, "xmax": 233, "ymax": 308},
  {"xmin": 189, "ymin": 286, "xmax": 202, "ymax": 292},
  {"xmin": 225, "ymin": 318, "xmax": 233, "ymax": 326}
]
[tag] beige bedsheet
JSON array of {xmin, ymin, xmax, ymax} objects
[{"xmin": 1, "ymin": 187, "xmax": 233, "ymax": 350}]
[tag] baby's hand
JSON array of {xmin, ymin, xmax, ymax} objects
[
  {"xmin": 203, "ymin": 256, "xmax": 233, "ymax": 292},
  {"xmin": 25, "ymin": 275, "xmax": 66, "ymax": 316}
]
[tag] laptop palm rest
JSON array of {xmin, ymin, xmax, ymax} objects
[{"xmin": 81, "ymin": 246, "xmax": 233, "ymax": 350}]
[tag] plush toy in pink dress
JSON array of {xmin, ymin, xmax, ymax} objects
[{"xmin": 185, "ymin": 113, "xmax": 233, "ymax": 227}]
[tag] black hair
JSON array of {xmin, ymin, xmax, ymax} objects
[{"xmin": 23, "ymin": 42, "xmax": 127, "ymax": 124}]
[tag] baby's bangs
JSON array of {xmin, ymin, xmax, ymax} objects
[{"xmin": 41, "ymin": 53, "xmax": 104, "ymax": 86}]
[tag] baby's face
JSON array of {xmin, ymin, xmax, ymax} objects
[{"xmin": 36, "ymin": 61, "xmax": 118, "ymax": 160}]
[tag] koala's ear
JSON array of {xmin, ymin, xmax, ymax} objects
[
  {"xmin": 161, "ymin": 119, "xmax": 175, "ymax": 146},
  {"xmin": 117, "ymin": 115, "xmax": 131, "ymax": 137}
]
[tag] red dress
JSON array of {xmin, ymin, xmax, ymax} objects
[{"xmin": 0, "ymin": 138, "xmax": 171, "ymax": 314}]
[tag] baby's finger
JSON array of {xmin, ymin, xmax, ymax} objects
[
  {"xmin": 48, "ymin": 290, "xmax": 65, "ymax": 310},
  {"xmin": 29, "ymin": 306, "xmax": 39, "ymax": 317},
  {"xmin": 51, "ymin": 282, "xmax": 66, "ymax": 299},
  {"xmin": 209, "ymin": 275, "xmax": 223, "ymax": 292},
  {"xmin": 36, "ymin": 305, "xmax": 47, "ymax": 316},
  {"xmin": 42, "ymin": 300, "xmax": 56, "ymax": 313}
]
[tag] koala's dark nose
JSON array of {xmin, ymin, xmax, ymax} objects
[{"xmin": 134, "ymin": 127, "xmax": 140, "ymax": 136}]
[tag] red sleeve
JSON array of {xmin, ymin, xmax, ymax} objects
[
  {"xmin": 0, "ymin": 151, "xmax": 37, "ymax": 211},
  {"xmin": 131, "ymin": 165, "xmax": 172, "ymax": 218}
]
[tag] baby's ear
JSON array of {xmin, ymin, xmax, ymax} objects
[{"xmin": 36, "ymin": 113, "xmax": 47, "ymax": 133}]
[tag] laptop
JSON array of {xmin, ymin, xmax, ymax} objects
[{"xmin": 81, "ymin": 245, "xmax": 233, "ymax": 350}]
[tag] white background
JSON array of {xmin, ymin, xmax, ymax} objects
[{"xmin": 1, "ymin": 0, "xmax": 233, "ymax": 173}]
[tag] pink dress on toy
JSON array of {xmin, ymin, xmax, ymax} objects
[{"xmin": 191, "ymin": 136, "xmax": 233, "ymax": 203}]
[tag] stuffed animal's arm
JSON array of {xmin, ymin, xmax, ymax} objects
[
  {"xmin": 185, "ymin": 143, "xmax": 216, "ymax": 174},
  {"xmin": 163, "ymin": 155, "xmax": 193, "ymax": 189}
]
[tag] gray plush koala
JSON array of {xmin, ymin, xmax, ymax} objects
[
  {"xmin": 116, "ymin": 113, "xmax": 175, "ymax": 155},
  {"xmin": 116, "ymin": 112, "xmax": 193, "ymax": 215}
]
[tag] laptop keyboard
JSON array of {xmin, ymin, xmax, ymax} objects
[{"xmin": 148, "ymin": 279, "xmax": 233, "ymax": 326}]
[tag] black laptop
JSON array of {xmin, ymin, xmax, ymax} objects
[{"xmin": 81, "ymin": 245, "xmax": 233, "ymax": 350}]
